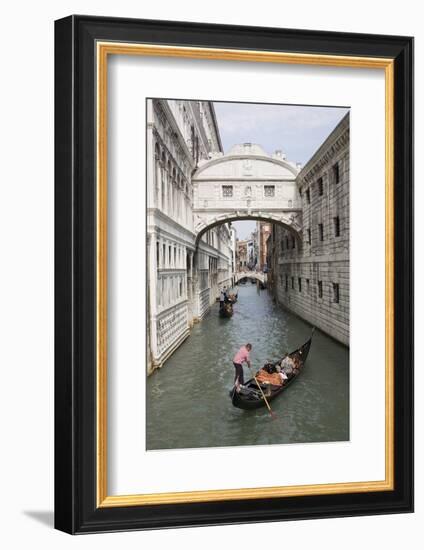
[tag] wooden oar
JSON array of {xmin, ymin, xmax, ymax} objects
[{"xmin": 246, "ymin": 364, "xmax": 277, "ymax": 420}]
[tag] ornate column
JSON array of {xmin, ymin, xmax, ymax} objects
[
  {"xmin": 148, "ymin": 230, "xmax": 159, "ymax": 366},
  {"xmin": 155, "ymin": 154, "xmax": 161, "ymax": 210}
]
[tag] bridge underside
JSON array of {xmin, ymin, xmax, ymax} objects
[
  {"xmin": 193, "ymin": 210, "xmax": 302, "ymax": 246},
  {"xmin": 235, "ymin": 271, "xmax": 266, "ymax": 284}
]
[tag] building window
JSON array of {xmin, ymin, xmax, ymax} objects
[
  {"xmin": 190, "ymin": 125, "xmax": 196, "ymax": 158},
  {"xmin": 281, "ymin": 240, "xmax": 284, "ymax": 252},
  {"xmin": 285, "ymin": 236, "xmax": 289, "ymax": 249},
  {"xmin": 306, "ymin": 278, "xmax": 310, "ymax": 293},
  {"xmin": 285, "ymin": 274, "xmax": 288, "ymax": 292},
  {"xmin": 306, "ymin": 188, "xmax": 311, "ymax": 204},
  {"xmin": 291, "ymin": 276, "xmax": 294, "ymax": 290},
  {"xmin": 168, "ymin": 245, "xmax": 172, "ymax": 266},
  {"xmin": 298, "ymin": 277, "xmax": 302, "ymax": 292},
  {"xmin": 333, "ymin": 162, "xmax": 340, "ymax": 183},
  {"xmin": 156, "ymin": 242, "xmax": 160, "ymax": 267},
  {"xmin": 222, "ymin": 185, "xmax": 233, "ymax": 197},
  {"xmin": 162, "ymin": 244, "xmax": 166, "ymax": 266},
  {"xmin": 334, "ymin": 216, "xmax": 340, "ymax": 237},
  {"xmin": 319, "ymin": 223, "xmax": 324, "ymax": 241},
  {"xmin": 292, "ymin": 236, "xmax": 296, "ymax": 249},
  {"xmin": 318, "ymin": 177, "xmax": 324, "ymax": 196},
  {"xmin": 318, "ymin": 280, "xmax": 323, "ymax": 298},
  {"xmin": 264, "ymin": 185, "xmax": 275, "ymax": 197},
  {"xmin": 333, "ymin": 283, "xmax": 340, "ymax": 303},
  {"xmin": 307, "ymin": 228, "xmax": 311, "ymax": 244}
]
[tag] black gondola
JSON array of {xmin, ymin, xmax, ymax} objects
[
  {"xmin": 230, "ymin": 330, "xmax": 314, "ymax": 410},
  {"xmin": 219, "ymin": 302, "xmax": 234, "ymax": 318}
]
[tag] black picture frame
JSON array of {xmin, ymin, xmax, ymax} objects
[{"xmin": 55, "ymin": 15, "xmax": 414, "ymax": 534}]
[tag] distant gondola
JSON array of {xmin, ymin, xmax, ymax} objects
[
  {"xmin": 230, "ymin": 329, "xmax": 314, "ymax": 410},
  {"xmin": 228, "ymin": 292, "xmax": 238, "ymax": 303},
  {"xmin": 219, "ymin": 302, "xmax": 234, "ymax": 318}
]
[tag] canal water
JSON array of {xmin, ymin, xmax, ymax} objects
[{"xmin": 146, "ymin": 284, "xmax": 349, "ymax": 450}]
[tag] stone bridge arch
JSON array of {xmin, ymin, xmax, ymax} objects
[
  {"xmin": 234, "ymin": 271, "xmax": 266, "ymax": 284},
  {"xmin": 194, "ymin": 213, "xmax": 302, "ymax": 248},
  {"xmin": 192, "ymin": 142, "xmax": 303, "ymax": 245}
]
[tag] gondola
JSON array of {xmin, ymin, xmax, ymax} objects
[
  {"xmin": 230, "ymin": 329, "xmax": 314, "ymax": 410},
  {"xmin": 219, "ymin": 302, "xmax": 234, "ymax": 318},
  {"xmin": 228, "ymin": 292, "xmax": 238, "ymax": 304}
]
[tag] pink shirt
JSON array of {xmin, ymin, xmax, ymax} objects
[{"xmin": 233, "ymin": 346, "xmax": 250, "ymax": 365}]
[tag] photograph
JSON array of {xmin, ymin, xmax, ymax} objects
[{"xmin": 146, "ymin": 98, "xmax": 350, "ymax": 450}]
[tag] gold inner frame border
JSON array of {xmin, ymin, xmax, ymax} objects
[{"xmin": 96, "ymin": 42, "xmax": 395, "ymax": 508}]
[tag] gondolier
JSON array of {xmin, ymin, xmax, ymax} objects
[
  {"xmin": 219, "ymin": 289, "xmax": 225, "ymax": 310},
  {"xmin": 233, "ymin": 343, "xmax": 252, "ymax": 390}
]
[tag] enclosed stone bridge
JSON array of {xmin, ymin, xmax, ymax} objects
[
  {"xmin": 234, "ymin": 271, "xmax": 266, "ymax": 284},
  {"xmin": 192, "ymin": 143, "xmax": 303, "ymax": 244}
]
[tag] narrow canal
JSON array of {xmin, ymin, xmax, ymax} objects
[{"xmin": 146, "ymin": 284, "xmax": 349, "ymax": 450}]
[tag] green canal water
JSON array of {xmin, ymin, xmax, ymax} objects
[{"xmin": 146, "ymin": 284, "xmax": 349, "ymax": 450}]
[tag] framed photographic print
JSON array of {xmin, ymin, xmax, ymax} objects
[{"xmin": 54, "ymin": 15, "xmax": 413, "ymax": 533}]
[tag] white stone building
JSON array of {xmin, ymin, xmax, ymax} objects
[
  {"xmin": 268, "ymin": 113, "xmax": 350, "ymax": 345},
  {"xmin": 192, "ymin": 143, "xmax": 302, "ymax": 233},
  {"xmin": 147, "ymin": 99, "xmax": 234, "ymax": 373}
]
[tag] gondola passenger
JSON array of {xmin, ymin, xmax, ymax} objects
[
  {"xmin": 279, "ymin": 371, "xmax": 288, "ymax": 384},
  {"xmin": 281, "ymin": 354, "xmax": 295, "ymax": 377}
]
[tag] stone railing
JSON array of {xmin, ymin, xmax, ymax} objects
[{"xmin": 156, "ymin": 303, "xmax": 188, "ymax": 358}]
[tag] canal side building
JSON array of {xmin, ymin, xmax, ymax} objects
[
  {"xmin": 258, "ymin": 221, "xmax": 272, "ymax": 271},
  {"xmin": 268, "ymin": 113, "xmax": 350, "ymax": 345},
  {"xmin": 236, "ymin": 239, "xmax": 248, "ymax": 270},
  {"xmin": 147, "ymin": 99, "xmax": 234, "ymax": 373}
]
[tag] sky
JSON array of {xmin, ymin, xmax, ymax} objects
[{"xmin": 213, "ymin": 101, "xmax": 349, "ymax": 240}]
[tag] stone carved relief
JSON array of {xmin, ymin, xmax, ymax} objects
[{"xmin": 243, "ymin": 158, "xmax": 253, "ymax": 175}]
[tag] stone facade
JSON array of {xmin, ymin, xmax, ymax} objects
[
  {"xmin": 258, "ymin": 221, "xmax": 272, "ymax": 271},
  {"xmin": 236, "ymin": 239, "xmax": 248, "ymax": 270},
  {"xmin": 268, "ymin": 113, "xmax": 350, "ymax": 345},
  {"xmin": 147, "ymin": 99, "xmax": 233, "ymax": 373},
  {"xmin": 192, "ymin": 143, "xmax": 302, "ymax": 235}
]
